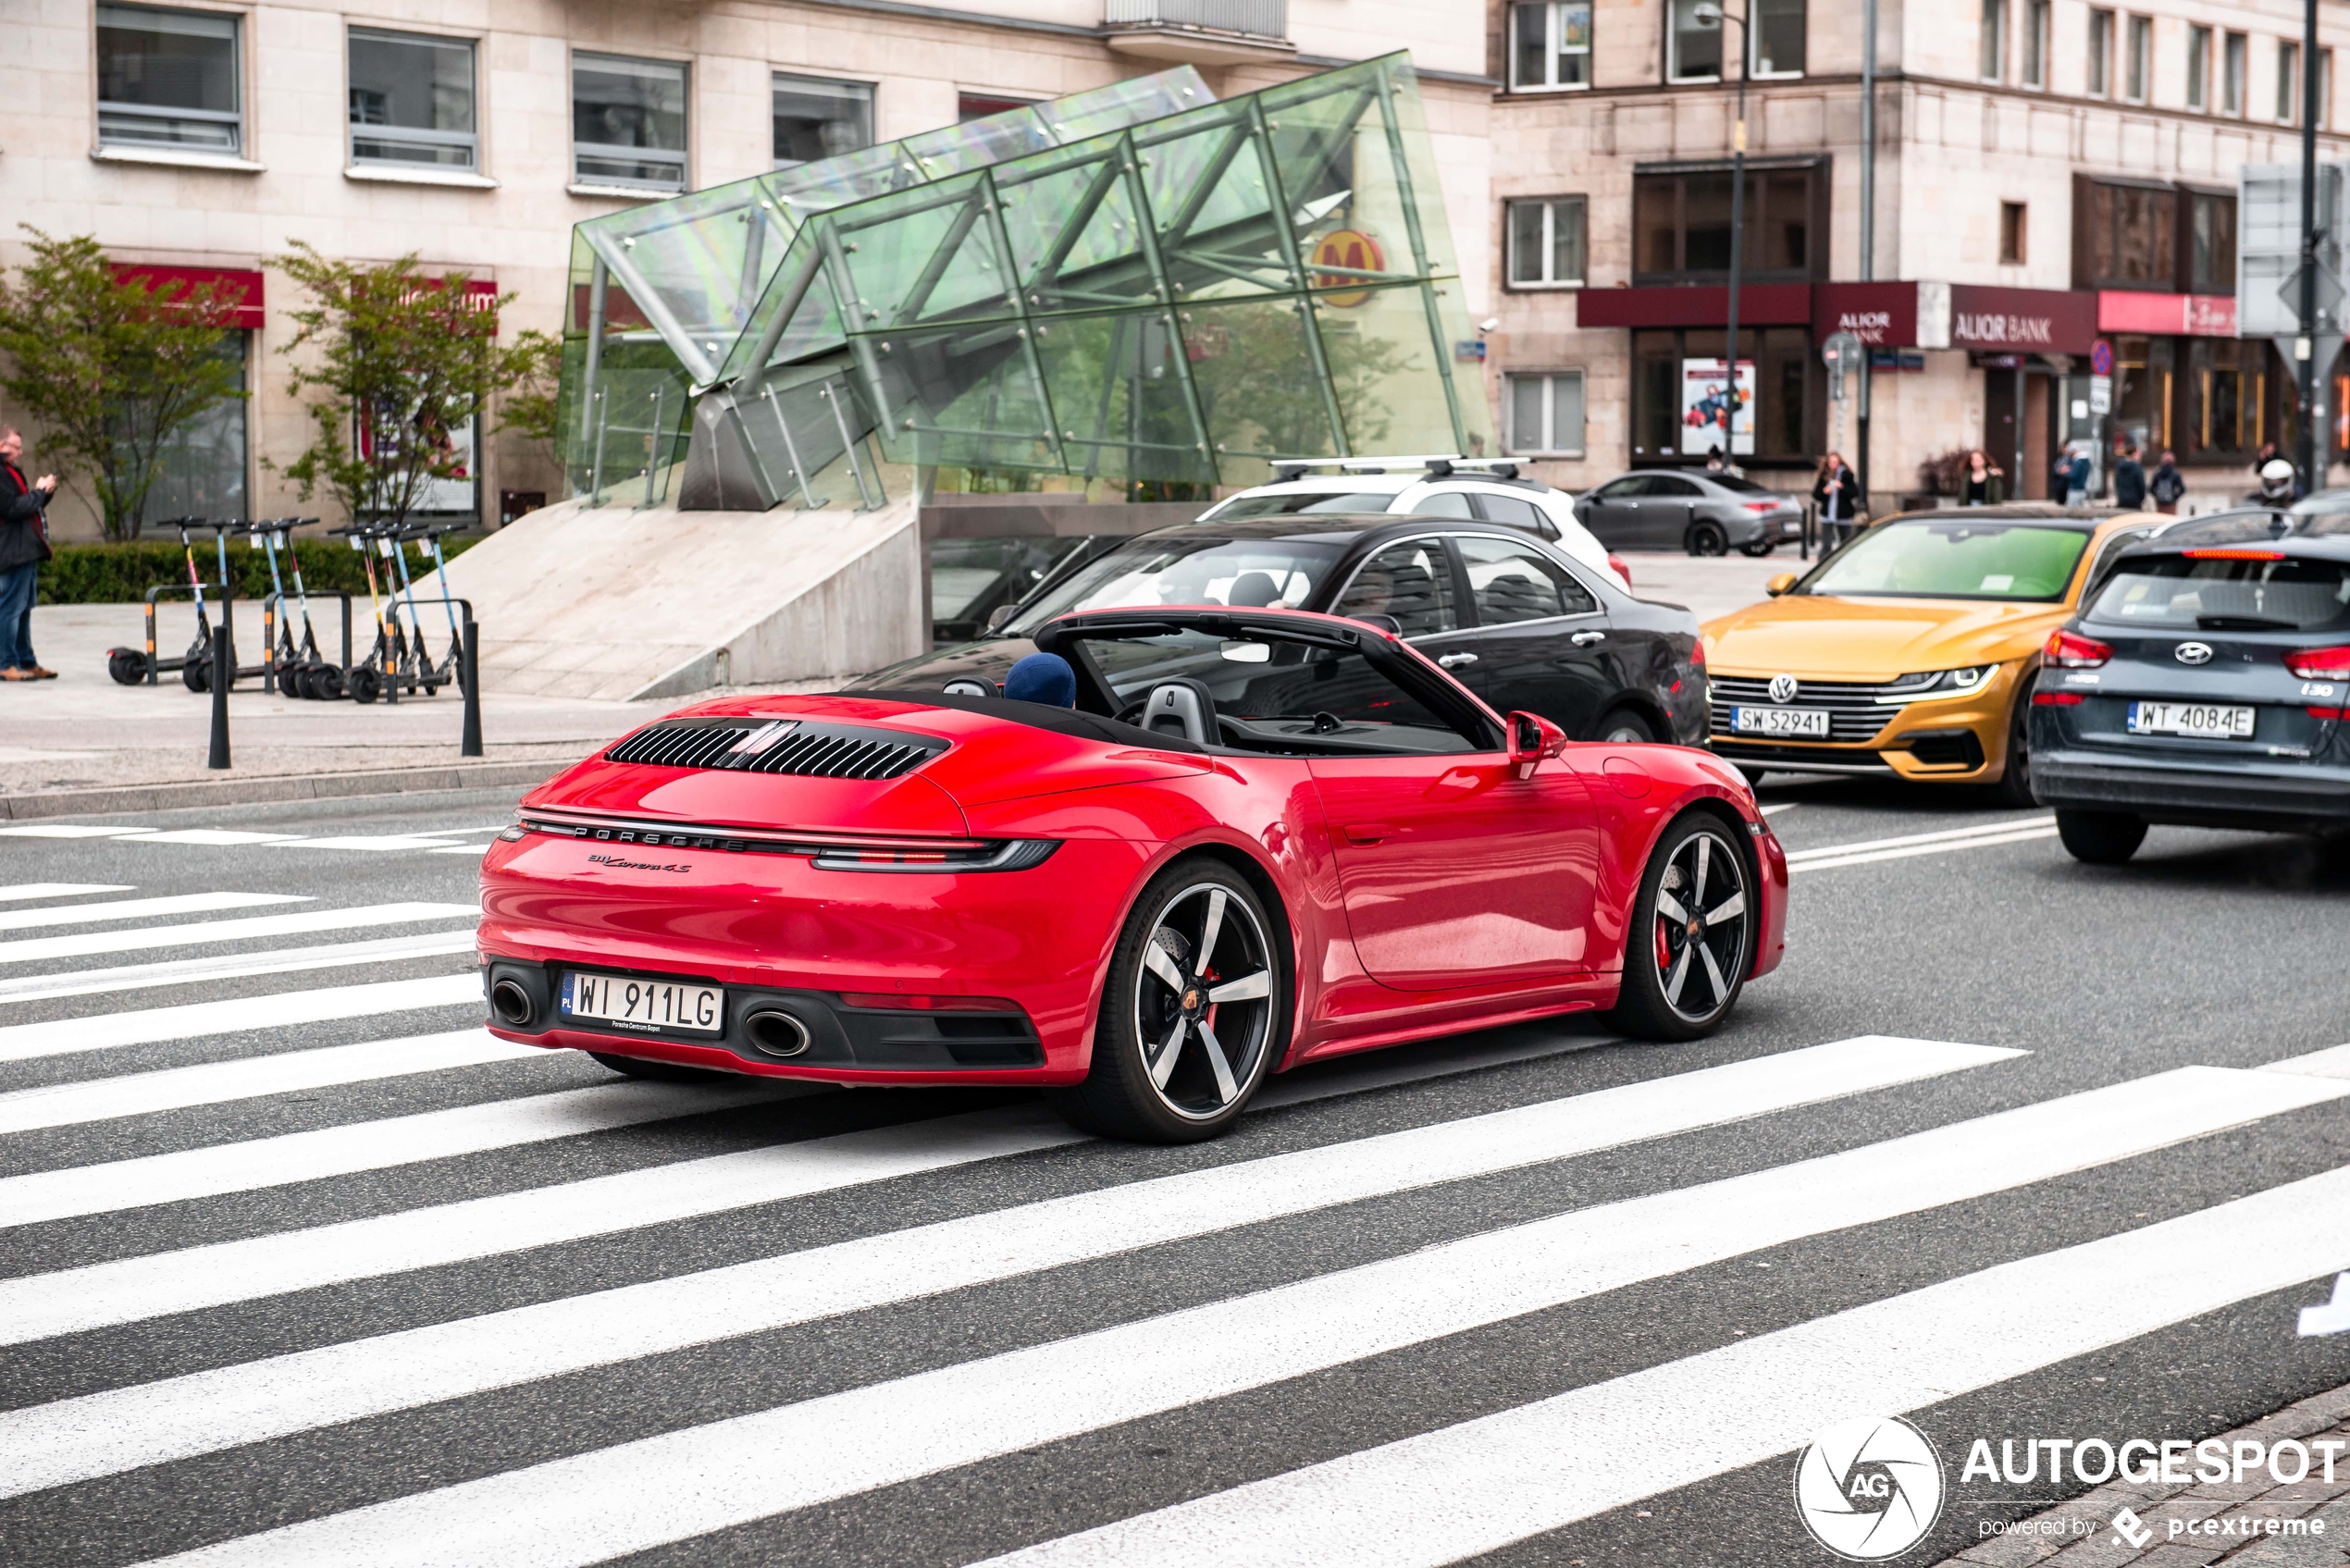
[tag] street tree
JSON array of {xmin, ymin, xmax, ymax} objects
[
  {"xmin": 0, "ymin": 227, "xmax": 249, "ymax": 540},
  {"xmin": 271, "ymin": 243, "xmax": 526, "ymax": 529}
]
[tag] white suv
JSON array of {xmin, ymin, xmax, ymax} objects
[{"xmin": 1196, "ymin": 458, "xmax": 1632, "ymax": 591}]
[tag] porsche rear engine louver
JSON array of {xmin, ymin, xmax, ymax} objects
[{"xmin": 604, "ymin": 718, "xmax": 947, "ymax": 780}]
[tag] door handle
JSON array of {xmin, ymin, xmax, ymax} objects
[
  {"xmin": 1342, "ymin": 822, "xmax": 1397, "ymax": 845},
  {"xmin": 1437, "ymin": 651, "xmax": 1478, "ymax": 668},
  {"xmin": 1570, "ymin": 630, "xmax": 1605, "ymax": 647}
]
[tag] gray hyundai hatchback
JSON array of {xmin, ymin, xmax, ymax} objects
[{"xmin": 2031, "ymin": 508, "xmax": 2350, "ymax": 862}]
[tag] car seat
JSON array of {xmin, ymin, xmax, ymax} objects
[
  {"xmin": 1227, "ymin": 571, "xmax": 1282, "ymax": 608},
  {"xmin": 1139, "ymin": 677, "xmax": 1218, "ymax": 746}
]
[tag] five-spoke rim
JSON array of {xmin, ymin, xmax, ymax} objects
[
  {"xmin": 1651, "ymin": 829, "xmax": 1749, "ymax": 1023},
  {"xmin": 1133, "ymin": 882, "xmax": 1274, "ymax": 1120}
]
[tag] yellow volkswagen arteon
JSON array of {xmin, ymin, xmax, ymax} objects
[{"xmin": 1701, "ymin": 504, "xmax": 2163, "ymax": 802}]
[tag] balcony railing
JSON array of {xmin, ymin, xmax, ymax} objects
[{"xmin": 1103, "ymin": 0, "xmax": 1288, "ymax": 40}]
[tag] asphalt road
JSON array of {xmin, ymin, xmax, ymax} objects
[{"xmin": 0, "ymin": 777, "xmax": 2346, "ymax": 1568}]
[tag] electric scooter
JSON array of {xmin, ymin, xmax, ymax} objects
[{"xmin": 330, "ymin": 522, "xmax": 401, "ymax": 703}]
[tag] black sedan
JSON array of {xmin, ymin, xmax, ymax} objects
[
  {"xmin": 851, "ymin": 515, "xmax": 1709, "ymax": 746},
  {"xmin": 1573, "ymin": 470, "xmax": 1807, "ymax": 557},
  {"xmin": 2031, "ymin": 507, "xmax": 2350, "ymax": 862}
]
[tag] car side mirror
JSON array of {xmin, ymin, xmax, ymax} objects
[
  {"xmin": 984, "ymin": 605, "xmax": 1016, "ymax": 633},
  {"xmin": 1506, "ymin": 710, "xmax": 1568, "ymax": 778},
  {"xmin": 1765, "ymin": 572, "xmax": 1799, "ymax": 597}
]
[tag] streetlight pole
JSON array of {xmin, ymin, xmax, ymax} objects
[{"xmin": 2296, "ymin": 0, "xmax": 2321, "ymax": 489}]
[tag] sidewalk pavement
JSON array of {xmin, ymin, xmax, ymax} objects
[
  {"xmin": 1948, "ymin": 1381, "xmax": 2350, "ymax": 1568},
  {"xmin": 1616, "ymin": 549, "xmax": 1808, "ymax": 625}
]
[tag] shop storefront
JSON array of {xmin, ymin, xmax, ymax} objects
[
  {"xmin": 2096, "ymin": 290, "xmax": 2286, "ymax": 474},
  {"xmin": 1577, "ymin": 283, "xmax": 1821, "ymax": 467}
]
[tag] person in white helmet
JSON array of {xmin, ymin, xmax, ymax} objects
[{"xmin": 2254, "ymin": 456, "xmax": 2299, "ymax": 506}]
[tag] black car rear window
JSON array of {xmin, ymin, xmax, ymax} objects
[{"xmin": 2086, "ymin": 553, "xmax": 2350, "ymax": 632}]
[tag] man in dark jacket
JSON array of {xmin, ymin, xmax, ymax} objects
[
  {"xmin": 0, "ymin": 427, "xmax": 59, "ymax": 681},
  {"xmin": 2149, "ymin": 450, "xmax": 2187, "ymax": 513},
  {"xmin": 2112, "ymin": 443, "xmax": 2147, "ymax": 509}
]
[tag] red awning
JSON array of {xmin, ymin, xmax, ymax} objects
[
  {"xmin": 2097, "ymin": 290, "xmax": 2239, "ymax": 337},
  {"xmin": 1575, "ymin": 282, "xmax": 1813, "ymax": 330},
  {"xmin": 112, "ymin": 265, "xmax": 265, "ymax": 331}
]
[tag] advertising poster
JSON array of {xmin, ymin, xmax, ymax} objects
[{"xmin": 1679, "ymin": 357, "xmax": 1754, "ymax": 456}]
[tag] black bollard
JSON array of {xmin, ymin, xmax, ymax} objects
[
  {"xmin": 460, "ymin": 619, "xmax": 483, "ymax": 758},
  {"xmin": 206, "ymin": 623, "xmax": 231, "ymax": 769}
]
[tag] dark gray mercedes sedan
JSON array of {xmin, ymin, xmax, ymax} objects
[{"xmin": 2031, "ymin": 508, "xmax": 2350, "ymax": 862}]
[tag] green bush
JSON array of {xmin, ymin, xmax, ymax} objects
[{"xmin": 34, "ymin": 535, "xmax": 481, "ymax": 606}]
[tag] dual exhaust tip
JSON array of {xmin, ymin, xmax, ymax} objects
[{"xmin": 488, "ymin": 977, "xmax": 810, "ymax": 1059}]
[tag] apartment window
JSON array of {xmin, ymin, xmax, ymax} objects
[
  {"xmin": 2087, "ymin": 10, "xmax": 2113, "ymax": 97},
  {"xmin": 1510, "ymin": 2, "xmax": 1593, "ymax": 90},
  {"xmin": 1506, "ymin": 198, "xmax": 1588, "ymax": 287},
  {"xmin": 773, "ymin": 74, "xmax": 872, "ymax": 167},
  {"xmin": 1634, "ymin": 163, "xmax": 1821, "ymax": 282},
  {"xmin": 572, "ymin": 54, "xmax": 686, "ymax": 191},
  {"xmin": 2022, "ymin": 0, "xmax": 2048, "ymax": 87},
  {"xmin": 2224, "ymin": 33, "xmax": 2247, "ymax": 115},
  {"xmin": 2079, "ymin": 178, "xmax": 2175, "ymax": 289},
  {"xmin": 1507, "ymin": 372, "xmax": 1587, "ymax": 457},
  {"xmin": 1751, "ymin": 0, "xmax": 1804, "ymax": 76},
  {"xmin": 96, "ymin": 5, "xmax": 241, "ymax": 154},
  {"xmin": 1979, "ymin": 0, "xmax": 2007, "ymax": 81},
  {"xmin": 1668, "ymin": 0, "xmax": 1722, "ymax": 81},
  {"xmin": 2125, "ymin": 16, "xmax": 2149, "ymax": 102},
  {"xmin": 348, "ymin": 29, "xmax": 477, "ymax": 169},
  {"xmin": 1999, "ymin": 202, "xmax": 2027, "ymax": 265},
  {"xmin": 2188, "ymin": 26, "xmax": 2211, "ymax": 109},
  {"xmin": 2279, "ymin": 41, "xmax": 2301, "ymax": 123},
  {"xmin": 2188, "ymin": 191, "xmax": 2236, "ymax": 294}
]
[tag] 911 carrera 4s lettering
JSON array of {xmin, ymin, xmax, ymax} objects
[{"xmin": 481, "ymin": 607, "xmax": 1787, "ymax": 1142}]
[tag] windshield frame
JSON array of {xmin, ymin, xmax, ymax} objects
[{"xmin": 1789, "ymin": 519, "xmax": 2097, "ymax": 604}]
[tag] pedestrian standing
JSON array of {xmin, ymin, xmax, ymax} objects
[
  {"xmin": 2112, "ymin": 443, "xmax": 2147, "ymax": 510},
  {"xmin": 1960, "ymin": 450, "xmax": 2004, "ymax": 506},
  {"xmin": 0, "ymin": 426, "xmax": 58, "ymax": 683},
  {"xmin": 1705, "ymin": 445, "xmax": 1727, "ymax": 475},
  {"xmin": 2149, "ymin": 450, "xmax": 2186, "ymax": 514},
  {"xmin": 2055, "ymin": 445, "xmax": 2091, "ymax": 506},
  {"xmin": 1812, "ymin": 451, "xmax": 1861, "ymax": 547}
]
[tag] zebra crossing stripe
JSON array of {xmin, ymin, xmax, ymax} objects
[
  {"xmin": 0, "ymin": 1076, "xmax": 803, "ymax": 1230},
  {"xmin": 0, "ymin": 891, "xmax": 305, "ymax": 933},
  {"xmin": 0, "ymin": 1105, "xmax": 1080, "ymax": 1346},
  {"xmin": 0, "ymin": 1030, "xmax": 540, "ymax": 1135},
  {"xmin": 0, "ymin": 973, "xmax": 487, "ymax": 1061},
  {"xmin": 974, "ymin": 1163, "xmax": 2350, "ymax": 1568},
  {"xmin": 0, "ymin": 933, "xmax": 480, "ymax": 1008},
  {"xmin": 0, "ymin": 1036, "xmax": 2022, "ymax": 1490},
  {"xmin": 0, "ymin": 883, "xmax": 133, "ymax": 902},
  {"xmin": 0, "ymin": 903, "xmax": 478, "ymax": 968},
  {"xmin": 111, "ymin": 1064, "xmax": 2350, "ymax": 1562}
]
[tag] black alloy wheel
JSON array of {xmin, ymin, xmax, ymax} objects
[
  {"xmin": 1056, "ymin": 860, "xmax": 1285, "ymax": 1142},
  {"xmin": 1608, "ymin": 813, "xmax": 1753, "ymax": 1041},
  {"xmin": 1688, "ymin": 523, "xmax": 1728, "ymax": 557},
  {"xmin": 1986, "ymin": 677, "xmax": 2036, "ymax": 807},
  {"xmin": 2055, "ymin": 809, "xmax": 2146, "ymax": 864}
]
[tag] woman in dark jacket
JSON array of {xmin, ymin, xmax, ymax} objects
[
  {"xmin": 0, "ymin": 427, "xmax": 58, "ymax": 681},
  {"xmin": 1812, "ymin": 451, "xmax": 1861, "ymax": 547},
  {"xmin": 1960, "ymin": 450, "xmax": 2005, "ymax": 505}
]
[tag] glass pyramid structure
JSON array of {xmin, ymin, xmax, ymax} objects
[{"xmin": 557, "ymin": 54, "xmax": 1490, "ymax": 511}]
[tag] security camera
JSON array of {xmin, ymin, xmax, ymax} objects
[{"xmin": 1478, "ymin": 316, "xmax": 1501, "ymax": 333}]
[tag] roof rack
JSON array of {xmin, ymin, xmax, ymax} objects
[{"xmin": 1268, "ymin": 455, "xmax": 1522, "ymax": 482}]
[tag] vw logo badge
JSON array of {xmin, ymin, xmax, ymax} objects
[
  {"xmin": 2174, "ymin": 641, "xmax": 2215, "ymax": 665},
  {"xmin": 1768, "ymin": 673, "xmax": 1800, "ymax": 703}
]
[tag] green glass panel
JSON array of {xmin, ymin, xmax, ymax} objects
[
  {"xmin": 1031, "ymin": 310, "xmax": 1214, "ymax": 485},
  {"xmin": 866, "ymin": 319, "xmax": 1057, "ymax": 471},
  {"xmin": 1262, "ymin": 58, "xmax": 1457, "ymax": 283},
  {"xmin": 768, "ymin": 142, "xmax": 923, "ymax": 214},
  {"xmin": 997, "ymin": 142, "xmax": 1159, "ymax": 316},
  {"xmin": 1040, "ymin": 69, "xmax": 1207, "ymax": 144},
  {"xmin": 902, "ymin": 108, "xmax": 1054, "ymax": 178},
  {"xmin": 1310, "ymin": 282, "xmax": 1454, "ymax": 455},
  {"xmin": 1178, "ymin": 296, "xmax": 1342, "ymax": 473},
  {"xmin": 834, "ymin": 178, "xmax": 1018, "ymax": 330}
]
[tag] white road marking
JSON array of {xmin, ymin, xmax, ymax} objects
[
  {"xmin": 129, "ymin": 830, "xmax": 306, "ymax": 846},
  {"xmin": 2261, "ymin": 1043, "xmax": 2350, "ymax": 1080},
  {"xmin": 0, "ymin": 891, "xmax": 305, "ymax": 933},
  {"xmin": 0, "ymin": 1105, "xmax": 1074, "ymax": 1346},
  {"xmin": 0, "ymin": 973, "xmax": 487, "ymax": 1061},
  {"xmin": 1757, "ymin": 802, "xmax": 1798, "ymax": 815},
  {"xmin": 976, "ymin": 1163, "xmax": 2350, "ymax": 1568},
  {"xmin": 428, "ymin": 844, "xmax": 491, "ymax": 856},
  {"xmin": 1788, "ymin": 825, "xmax": 2060, "ymax": 873},
  {"xmin": 1781, "ymin": 814, "xmax": 2055, "ymax": 863},
  {"xmin": 0, "ymin": 902, "xmax": 477, "ymax": 967},
  {"xmin": 0, "ymin": 1038, "xmax": 2022, "ymax": 1488},
  {"xmin": 0, "ymin": 933, "xmax": 479, "ymax": 1007},
  {"xmin": 0, "ymin": 883, "xmax": 134, "ymax": 902},
  {"xmin": 0, "ymin": 1029, "xmax": 540, "ymax": 1135},
  {"xmin": 0, "ymin": 825, "xmax": 157, "ymax": 838},
  {"xmin": 0, "ymin": 1077, "xmax": 802, "ymax": 1231},
  {"xmin": 129, "ymin": 1065, "xmax": 2348, "ymax": 1566},
  {"xmin": 267, "ymin": 835, "xmax": 496, "ymax": 853}
]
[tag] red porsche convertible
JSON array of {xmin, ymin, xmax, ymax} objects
[{"xmin": 479, "ymin": 607, "xmax": 1786, "ymax": 1141}]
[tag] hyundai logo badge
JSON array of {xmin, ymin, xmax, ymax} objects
[
  {"xmin": 1768, "ymin": 673, "xmax": 1800, "ymax": 703},
  {"xmin": 2173, "ymin": 641, "xmax": 2214, "ymax": 665}
]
